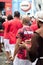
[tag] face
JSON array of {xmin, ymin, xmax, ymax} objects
[{"xmin": 28, "ymin": 21, "xmax": 32, "ymax": 26}]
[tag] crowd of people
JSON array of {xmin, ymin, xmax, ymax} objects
[{"xmin": 0, "ymin": 11, "xmax": 43, "ymax": 65}]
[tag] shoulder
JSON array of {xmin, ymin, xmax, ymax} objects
[
  {"xmin": 36, "ymin": 28, "xmax": 41, "ymax": 35},
  {"xmin": 17, "ymin": 28, "xmax": 23, "ymax": 33},
  {"xmin": 2, "ymin": 21, "xmax": 7, "ymax": 26}
]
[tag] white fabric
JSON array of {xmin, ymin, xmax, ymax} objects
[
  {"xmin": 0, "ymin": 36, "xmax": 4, "ymax": 43},
  {"xmin": 10, "ymin": 44, "xmax": 15, "ymax": 57},
  {"xmin": 13, "ymin": 57, "xmax": 32, "ymax": 65},
  {"xmin": 1, "ymin": 36, "xmax": 4, "ymax": 43},
  {"xmin": 4, "ymin": 39, "xmax": 10, "ymax": 52},
  {"xmin": 4, "ymin": 38, "xmax": 16, "ymax": 57},
  {"xmin": 32, "ymin": 59, "xmax": 38, "ymax": 65},
  {"xmin": 40, "ymin": 57, "xmax": 43, "ymax": 59},
  {"xmin": 35, "ymin": 11, "xmax": 43, "ymax": 22}
]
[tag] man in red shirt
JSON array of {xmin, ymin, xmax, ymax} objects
[
  {"xmin": 12, "ymin": 16, "xmax": 33, "ymax": 65},
  {"xmin": 3, "ymin": 21, "xmax": 11, "ymax": 63},
  {"xmin": 30, "ymin": 24, "xmax": 38, "ymax": 32},
  {"xmin": 30, "ymin": 18, "xmax": 38, "ymax": 32},
  {"xmin": 7, "ymin": 11, "xmax": 23, "ymax": 59},
  {"xmin": 2, "ymin": 15, "xmax": 13, "ymax": 63}
]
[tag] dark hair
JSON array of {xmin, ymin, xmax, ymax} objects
[
  {"xmin": 37, "ymin": 20, "xmax": 43, "ymax": 28},
  {"xmin": 7, "ymin": 15, "xmax": 13, "ymax": 20},
  {"xmin": 0, "ymin": 17, "xmax": 5, "ymax": 23},
  {"xmin": 0, "ymin": 17, "xmax": 2, "ymax": 22},
  {"xmin": 0, "ymin": 17, "xmax": 5, "ymax": 29},
  {"xmin": 38, "ymin": 20, "xmax": 43, "ymax": 23},
  {"xmin": 2, "ymin": 18, "xmax": 5, "ymax": 23},
  {"xmin": 14, "ymin": 11, "xmax": 20, "ymax": 18}
]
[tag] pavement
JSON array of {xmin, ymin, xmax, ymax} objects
[
  {"xmin": 0, "ymin": 47, "xmax": 37, "ymax": 65},
  {"xmin": 0, "ymin": 48, "xmax": 12, "ymax": 65}
]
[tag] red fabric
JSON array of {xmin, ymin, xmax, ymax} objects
[
  {"xmin": 32, "ymin": 19, "xmax": 36, "ymax": 25},
  {"xmin": 2, "ymin": 21, "xmax": 9, "ymax": 39},
  {"xmin": 30, "ymin": 19, "xmax": 38, "ymax": 31},
  {"xmin": 8, "ymin": 18, "xmax": 23, "ymax": 44},
  {"xmin": 16, "ymin": 26, "xmax": 33, "ymax": 59},
  {"xmin": 0, "ymin": 32, "xmax": 4, "ymax": 36},
  {"xmin": 31, "ymin": 18, "xmax": 37, "ymax": 25},
  {"xmin": 30, "ymin": 24, "xmax": 38, "ymax": 32}
]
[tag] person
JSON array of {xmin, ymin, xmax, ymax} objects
[
  {"xmin": 30, "ymin": 16, "xmax": 38, "ymax": 32},
  {"xmin": 7, "ymin": 11, "xmax": 23, "ymax": 59},
  {"xmin": 2, "ymin": 21, "xmax": 12, "ymax": 64},
  {"xmin": 30, "ymin": 20, "xmax": 38, "ymax": 32},
  {"xmin": 7, "ymin": 14, "xmax": 13, "ymax": 21},
  {"xmin": 2, "ymin": 12, "xmax": 7, "ymax": 21},
  {"xmin": 0, "ymin": 17, "xmax": 5, "ymax": 53},
  {"xmin": 2, "ymin": 14, "xmax": 13, "ymax": 64},
  {"xmin": 27, "ymin": 11, "xmax": 43, "ymax": 65},
  {"xmin": 12, "ymin": 16, "xmax": 33, "ymax": 65}
]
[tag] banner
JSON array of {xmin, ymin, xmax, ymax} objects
[{"xmin": 5, "ymin": 3, "xmax": 12, "ymax": 16}]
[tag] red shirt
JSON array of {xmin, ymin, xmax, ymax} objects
[
  {"xmin": 30, "ymin": 18, "xmax": 38, "ymax": 32},
  {"xmin": 0, "ymin": 32, "xmax": 4, "ymax": 36},
  {"xmin": 8, "ymin": 17, "xmax": 23, "ymax": 44},
  {"xmin": 30, "ymin": 24, "xmax": 38, "ymax": 32},
  {"xmin": 0, "ymin": 30, "xmax": 4, "ymax": 36},
  {"xmin": 16, "ymin": 26, "xmax": 33, "ymax": 59},
  {"xmin": 2, "ymin": 21, "xmax": 10, "ymax": 39}
]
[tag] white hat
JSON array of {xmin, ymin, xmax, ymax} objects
[{"xmin": 35, "ymin": 11, "xmax": 43, "ymax": 22}]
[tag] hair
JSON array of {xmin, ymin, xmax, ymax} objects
[
  {"xmin": 0, "ymin": 17, "xmax": 5, "ymax": 23},
  {"xmin": 7, "ymin": 14, "xmax": 13, "ymax": 20},
  {"xmin": 14, "ymin": 11, "xmax": 20, "ymax": 18},
  {"xmin": 22, "ymin": 16, "xmax": 31, "ymax": 26},
  {"xmin": 37, "ymin": 20, "xmax": 43, "ymax": 28},
  {"xmin": 0, "ymin": 17, "xmax": 2, "ymax": 22},
  {"xmin": 0, "ymin": 17, "xmax": 5, "ymax": 29},
  {"xmin": 2, "ymin": 18, "xmax": 5, "ymax": 23}
]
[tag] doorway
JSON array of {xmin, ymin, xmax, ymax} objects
[{"xmin": 0, "ymin": 2, "xmax": 5, "ymax": 15}]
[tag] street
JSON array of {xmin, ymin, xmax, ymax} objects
[
  {"xmin": 0, "ymin": 48, "xmax": 37, "ymax": 65},
  {"xmin": 0, "ymin": 48, "xmax": 10, "ymax": 65}
]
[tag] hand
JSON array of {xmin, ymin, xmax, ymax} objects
[
  {"xmin": 19, "ymin": 42, "xmax": 26, "ymax": 49},
  {"xmin": 25, "ymin": 39, "xmax": 31, "ymax": 44},
  {"xmin": 10, "ymin": 57, "xmax": 14, "ymax": 61},
  {"xmin": 19, "ymin": 42, "xmax": 31, "ymax": 51},
  {"xmin": 9, "ymin": 56, "xmax": 15, "ymax": 61}
]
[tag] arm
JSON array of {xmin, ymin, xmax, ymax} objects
[
  {"xmin": 19, "ymin": 39, "xmax": 31, "ymax": 51},
  {"xmin": 13, "ymin": 38, "xmax": 22, "ymax": 59},
  {"xmin": 10, "ymin": 38, "xmax": 22, "ymax": 61}
]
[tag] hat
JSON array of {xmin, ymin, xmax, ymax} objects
[{"xmin": 35, "ymin": 11, "xmax": 43, "ymax": 22}]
